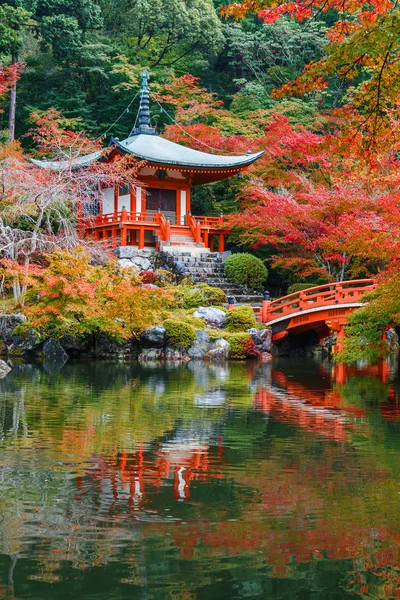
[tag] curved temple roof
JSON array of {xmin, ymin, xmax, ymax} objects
[
  {"xmin": 115, "ymin": 134, "xmax": 263, "ymax": 169},
  {"xmin": 30, "ymin": 134, "xmax": 263, "ymax": 172},
  {"xmin": 30, "ymin": 150, "xmax": 103, "ymax": 171}
]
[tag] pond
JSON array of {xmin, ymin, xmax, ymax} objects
[{"xmin": 0, "ymin": 357, "xmax": 399, "ymax": 599}]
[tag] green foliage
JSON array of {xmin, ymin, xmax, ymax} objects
[
  {"xmin": 224, "ymin": 253, "xmax": 268, "ymax": 291},
  {"xmin": 229, "ymin": 332, "xmax": 259, "ymax": 359},
  {"xmin": 226, "ymin": 18, "xmax": 328, "ymax": 96},
  {"xmin": 337, "ymin": 302, "xmax": 390, "ymax": 365},
  {"xmin": 10, "ymin": 247, "xmax": 173, "ymax": 341},
  {"xmin": 163, "ymin": 319, "xmax": 196, "ymax": 349},
  {"xmin": 155, "ymin": 269, "xmax": 174, "ymax": 286},
  {"xmin": 176, "ymin": 283, "xmax": 227, "ymax": 309},
  {"xmin": 225, "ymin": 306, "xmax": 256, "ymax": 332},
  {"xmin": 183, "ymin": 315, "xmax": 207, "ymax": 329},
  {"xmin": 198, "ymin": 283, "xmax": 227, "ymax": 305}
]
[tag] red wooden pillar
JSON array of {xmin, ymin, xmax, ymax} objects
[
  {"xmin": 335, "ymin": 363, "xmax": 347, "ymax": 385},
  {"xmin": 111, "ymin": 228, "xmax": 117, "ymax": 248},
  {"xmin": 195, "ymin": 220, "xmax": 201, "ymax": 243},
  {"xmin": 203, "ymin": 229, "xmax": 209, "ymax": 248},
  {"xmin": 165, "ymin": 219, "xmax": 171, "ymax": 243},
  {"xmin": 209, "ymin": 235, "xmax": 215, "ymax": 252},
  {"xmin": 114, "ymin": 187, "xmax": 118, "ymax": 214},
  {"xmin": 120, "ymin": 209, "xmax": 127, "ymax": 246},
  {"xmin": 138, "ymin": 227, "xmax": 145, "ymax": 249},
  {"xmin": 121, "ymin": 228, "xmax": 127, "ymax": 246},
  {"xmin": 218, "ymin": 233, "xmax": 225, "ymax": 253}
]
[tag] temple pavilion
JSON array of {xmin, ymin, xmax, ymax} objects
[{"xmin": 32, "ymin": 71, "xmax": 263, "ymax": 253}]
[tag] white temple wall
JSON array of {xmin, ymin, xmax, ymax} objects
[
  {"xmin": 102, "ymin": 188, "xmax": 114, "ymax": 214},
  {"xmin": 136, "ymin": 187, "xmax": 142, "ymax": 213},
  {"xmin": 180, "ymin": 190, "xmax": 187, "ymax": 223},
  {"xmin": 118, "ymin": 194, "xmax": 130, "ymax": 211}
]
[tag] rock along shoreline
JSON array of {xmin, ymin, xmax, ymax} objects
[{"xmin": 0, "ymin": 312, "xmax": 273, "ymax": 366}]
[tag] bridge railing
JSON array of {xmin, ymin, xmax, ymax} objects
[{"xmin": 263, "ymin": 279, "xmax": 377, "ymax": 323}]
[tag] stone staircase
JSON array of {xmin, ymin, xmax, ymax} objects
[
  {"xmin": 155, "ymin": 227, "xmax": 206, "ymax": 250},
  {"xmin": 162, "ymin": 251, "xmax": 264, "ymax": 306}
]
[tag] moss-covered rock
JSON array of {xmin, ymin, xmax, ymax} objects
[
  {"xmin": 229, "ymin": 333, "xmax": 260, "ymax": 359},
  {"xmin": 183, "ymin": 315, "xmax": 207, "ymax": 329},
  {"xmin": 225, "ymin": 306, "xmax": 257, "ymax": 332},
  {"xmin": 176, "ymin": 284, "xmax": 227, "ymax": 309},
  {"xmin": 163, "ymin": 319, "xmax": 196, "ymax": 349}
]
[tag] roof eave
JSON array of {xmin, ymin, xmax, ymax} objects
[{"xmin": 115, "ymin": 141, "xmax": 264, "ymax": 169}]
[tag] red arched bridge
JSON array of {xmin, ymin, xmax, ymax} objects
[{"xmin": 250, "ymin": 279, "xmax": 377, "ymax": 352}]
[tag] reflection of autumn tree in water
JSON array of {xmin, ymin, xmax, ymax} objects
[{"xmin": 0, "ymin": 361, "xmax": 400, "ymax": 596}]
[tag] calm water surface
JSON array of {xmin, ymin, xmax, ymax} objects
[{"xmin": 0, "ymin": 358, "xmax": 400, "ymax": 599}]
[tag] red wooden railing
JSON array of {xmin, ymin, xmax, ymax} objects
[
  {"xmin": 188, "ymin": 213, "xmax": 201, "ymax": 243},
  {"xmin": 158, "ymin": 212, "xmax": 171, "ymax": 244},
  {"xmin": 93, "ymin": 211, "xmax": 158, "ymax": 226},
  {"xmin": 253, "ymin": 279, "xmax": 377, "ymax": 323},
  {"xmin": 192, "ymin": 215, "xmax": 225, "ymax": 228}
]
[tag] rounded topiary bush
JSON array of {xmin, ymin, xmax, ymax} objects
[
  {"xmin": 224, "ymin": 253, "xmax": 268, "ymax": 291},
  {"xmin": 225, "ymin": 306, "xmax": 257, "ymax": 332},
  {"xmin": 287, "ymin": 283, "xmax": 316, "ymax": 295},
  {"xmin": 229, "ymin": 333, "xmax": 260, "ymax": 359},
  {"xmin": 163, "ymin": 319, "xmax": 196, "ymax": 349}
]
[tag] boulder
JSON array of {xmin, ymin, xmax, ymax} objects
[
  {"xmin": 0, "ymin": 314, "xmax": 26, "ymax": 346},
  {"xmin": 10, "ymin": 329, "xmax": 42, "ymax": 356},
  {"xmin": 161, "ymin": 347, "xmax": 189, "ymax": 361},
  {"xmin": 59, "ymin": 334, "xmax": 90, "ymax": 357},
  {"xmin": 193, "ymin": 307, "xmax": 227, "ymax": 329},
  {"xmin": 188, "ymin": 330, "xmax": 211, "ymax": 359},
  {"xmin": 248, "ymin": 328, "xmax": 272, "ymax": 352},
  {"xmin": 138, "ymin": 348, "xmax": 162, "ymax": 362},
  {"xmin": 140, "ymin": 326, "xmax": 166, "ymax": 348},
  {"xmin": 0, "ymin": 360, "xmax": 11, "ymax": 378},
  {"xmin": 41, "ymin": 338, "xmax": 68, "ymax": 363},
  {"xmin": 94, "ymin": 333, "xmax": 133, "ymax": 358},
  {"xmin": 204, "ymin": 338, "xmax": 230, "ymax": 360},
  {"xmin": 132, "ymin": 256, "xmax": 152, "ymax": 271},
  {"xmin": 115, "ymin": 246, "xmax": 138, "ymax": 259},
  {"xmin": 118, "ymin": 258, "xmax": 138, "ymax": 269}
]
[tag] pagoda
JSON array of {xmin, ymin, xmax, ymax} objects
[{"xmin": 32, "ymin": 71, "xmax": 263, "ymax": 253}]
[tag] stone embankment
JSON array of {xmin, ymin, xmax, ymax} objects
[{"xmin": 0, "ymin": 310, "xmax": 272, "ymax": 367}]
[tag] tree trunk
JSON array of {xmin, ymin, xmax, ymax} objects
[{"xmin": 8, "ymin": 54, "xmax": 18, "ymax": 142}]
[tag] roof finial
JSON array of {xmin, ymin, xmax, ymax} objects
[{"xmin": 131, "ymin": 69, "xmax": 157, "ymax": 136}]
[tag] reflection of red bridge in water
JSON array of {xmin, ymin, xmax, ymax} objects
[{"xmin": 251, "ymin": 279, "xmax": 377, "ymax": 350}]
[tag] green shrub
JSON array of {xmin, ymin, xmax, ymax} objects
[
  {"xmin": 155, "ymin": 269, "xmax": 174, "ymax": 286},
  {"xmin": 177, "ymin": 284, "xmax": 227, "ymax": 309},
  {"xmin": 183, "ymin": 315, "xmax": 207, "ymax": 329},
  {"xmin": 198, "ymin": 283, "xmax": 227, "ymax": 305},
  {"xmin": 181, "ymin": 287, "xmax": 205, "ymax": 309},
  {"xmin": 224, "ymin": 253, "xmax": 268, "ymax": 291},
  {"xmin": 287, "ymin": 283, "xmax": 316, "ymax": 295},
  {"xmin": 163, "ymin": 319, "xmax": 196, "ymax": 349},
  {"xmin": 225, "ymin": 306, "xmax": 257, "ymax": 332},
  {"xmin": 229, "ymin": 333, "xmax": 259, "ymax": 359}
]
